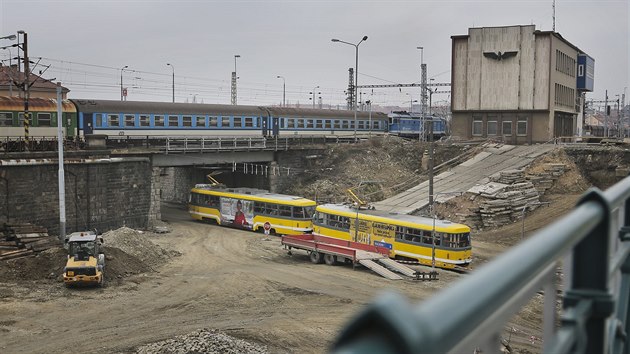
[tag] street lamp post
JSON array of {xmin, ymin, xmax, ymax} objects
[
  {"xmin": 332, "ymin": 35, "xmax": 368, "ymax": 141},
  {"xmin": 309, "ymin": 86, "xmax": 320, "ymax": 109},
  {"xmin": 166, "ymin": 63, "xmax": 175, "ymax": 103},
  {"xmin": 120, "ymin": 65, "xmax": 128, "ymax": 101},
  {"xmin": 430, "ymin": 191, "xmax": 463, "ymax": 269},
  {"xmin": 276, "ymin": 75, "xmax": 285, "ymax": 107}
]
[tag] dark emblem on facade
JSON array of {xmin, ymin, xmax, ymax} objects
[{"xmin": 483, "ymin": 51, "xmax": 518, "ymax": 61}]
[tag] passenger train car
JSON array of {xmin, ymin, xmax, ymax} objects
[
  {"xmin": 0, "ymin": 96, "xmax": 78, "ymax": 138},
  {"xmin": 313, "ymin": 203, "xmax": 472, "ymax": 269},
  {"xmin": 388, "ymin": 111, "xmax": 448, "ymax": 139}
]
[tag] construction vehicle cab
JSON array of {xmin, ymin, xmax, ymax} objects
[{"xmin": 63, "ymin": 231, "xmax": 105, "ymax": 287}]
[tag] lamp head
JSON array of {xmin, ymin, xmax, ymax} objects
[
  {"xmin": 123, "ymin": 65, "xmax": 128, "ymax": 69},
  {"xmin": 235, "ymin": 54, "xmax": 241, "ymax": 58},
  {"xmin": 362, "ymin": 36, "xmax": 368, "ymax": 41},
  {"xmin": 17, "ymin": 30, "xmax": 25, "ymax": 34},
  {"xmin": 331, "ymin": 39, "xmax": 339, "ymax": 42}
]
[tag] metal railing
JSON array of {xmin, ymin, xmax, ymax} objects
[{"xmin": 333, "ymin": 175, "xmax": 630, "ymax": 354}]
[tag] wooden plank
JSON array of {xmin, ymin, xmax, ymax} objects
[
  {"xmin": 19, "ymin": 236, "xmax": 54, "ymax": 244},
  {"xmin": 0, "ymin": 246, "xmax": 20, "ymax": 251},
  {"xmin": 0, "ymin": 250, "xmax": 34, "ymax": 261},
  {"xmin": 14, "ymin": 233, "xmax": 49, "ymax": 239},
  {"xmin": 0, "ymin": 248, "xmax": 27, "ymax": 256}
]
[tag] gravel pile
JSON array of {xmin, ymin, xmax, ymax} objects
[
  {"xmin": 102, "ymin": 227, "xmax": 177, "ymax": 271},
  {"xmin": 135, "ymin": 329, "xmax": 268, "ymax": 354}
]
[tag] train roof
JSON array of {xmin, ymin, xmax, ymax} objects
[
  {"xmin": 0, "ymin": 96, "xmax": 77, "ymax": 112},
  {"xmin": 317, "ymin": 203, "xmax": 470, "ymax": 232},
  {"xmin": 266, "ymin": 106, "xmax": 388, "ymax": 119},
  {"xmin": 71, "ymin": 99, "xmax": 264, "ymax": 115},
  {"xmin": 191, "ymin": 185, "xmax": 316, "ymax": 205}
]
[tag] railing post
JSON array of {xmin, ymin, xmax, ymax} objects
[{"xmin": 552, "ymin": 189, "xmax": 615, "ymax": 353}]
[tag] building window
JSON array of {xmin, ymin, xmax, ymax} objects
[
  {"xmin": 38, "ymin": 113, "xmax": 51, "ymax": 127},
  {"xmin": 487, "ymin": 117, "xmax": 497, "ymax": 136},
  {"xmin": 209, "ymin": 116, "xmax": 218, "ymax": 127},
  {"xmin": 502, "ymin": 121, "xmax": 512, "ymax": 135},
  {"xmin": 168, "ymin": 115, "xmax": 179, "ymax": 127},
  {"xmin": 108, "ymin": 114, "xmax": 120, "ymax": 127},
  {"xmin": 139, "ymin": 114, "xmax": 150, "ymax": 127},
  {"xmin": 0, "ymin": 112, "xmax": 13, "ymax": 126},
  {"xmin": 182, "ymin": 116, "xmax": 192, "ymax": 127},
  {"xmin": 195, "ymin": 116, "xmax": 206, "ymax": 127},
  {"xmin": 517, "ymin": 117, "xmax": 527, "ymax": 136},
  {"xmin": 154, "ymin": 115, "xmax": 165, "ymax": 127},
  {"xmin": 472, "ymin": 116, "xmax": 482, "ymax": 136}
]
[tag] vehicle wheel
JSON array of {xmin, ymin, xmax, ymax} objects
[
  {"xmin": 309, "ymin": 251, "xmax": 324, "ymax": 264},
  {"xmin": 324, "ymin": 254, "xmax": 337, "ymax": 266}
]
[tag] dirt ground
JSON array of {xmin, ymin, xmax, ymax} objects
[{"xmin": 1, "ymin": 142, "xmax": 620, "ymax": 354}]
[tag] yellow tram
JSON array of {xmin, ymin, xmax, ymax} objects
[
  {"xmin": 313, "ymin": 204, "xmax": 472, "ymax": 269},
  {"xmin": 189, "ymin": 185, "xmax": 316, "ymax": 235}
]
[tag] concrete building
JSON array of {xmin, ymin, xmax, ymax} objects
[
  {"xmin": 0, "ymin": 65, "xmax": 69, "ymax": 99},
  {"xmin": 450, "ymin": 25, "xmax": 594, "ymax": 144}
]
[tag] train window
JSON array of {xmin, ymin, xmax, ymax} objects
[
  {"xmin": 37, "ymin": 113, "xmax": 51, "ymax": 127},
  {"xmin": 306, "ymin": 120, "xmax": 314, "ymax": 129},
  {"xmin": 195, "ymin": 116, "xmax": 205, "ymax": 128},
  {"xmin": 108, "ymin": 114, "xmax": 120, "ymax": 127},
  {"xmin": 472, "ymin": 115, "xmax": 482, "ymax": 136},
  {"xmin": 182, "ymin": 116, "xmax": 192, "ymax": 127},
  {"xmin": 315, "ymin": 120, "xmax": 323, "ymax": 129},
  {"xmin": 372, "ymin": 121, "xmax": 380, "ymax": 129},
  {"xmin": 154, "ymin": 115, "xmax": 165, "ymax": 127},
  {"xmin": 342, "ymin": 121, "xmax": 349, "ymax": 129},
  {"xmin": 209, "ymin": 116, "xmax": 218, "ymax": 127},
  {"xmin": 297, "ymin": 119, "xmax": 305, "ymax": 128},
  {"xmin": 221, "ymin": 116, "xmax": 230, "ymax": 127},
  {"xmin": 358, "ymin": 121, "xmax": 365, "ymax": 129},
  {"xmin": 517, "ymin": 117, "xmax": 527, "ymax": 136},
  {"xmin": 234, "ymin": 117, "xmax": 242, "ymax": 127},
  {"xmin": 324, "ymin": 120, "xmax": 332, "ymax": 129},
  {"xmin": 124, "ymin": 114, "xmax": 135, "ymax": 127},
  {"xmin": 245, "ymin": 117, "xmax": 253, "ymax": 127},
  {"xmin": 95, "ymin": 114, "xmax": 103, "ymax": 127},
  {"xmin": 287, "ymin": 119, "xmax": 295, "ymax": 128},
  {"xmin": 333, "ymin": 120, "xmax": 340, "ymax": 129},
  {"xmin": 0, "ymin": 112, "xmax": 13, "ymax": 126},
  {"xmin": 502, "ymin": 121, "xmax": 512, "ymax": 135},
  {"xmin": 168, "ymin": 115, "xmax": 179, "ymax": 127},
  {"xmin": 139, "ymin": 115, "xmax": 150, "ymax": 127},
  {"xmin": 349, "ymin": 121, "xmax": 355, "ymax": 129}
]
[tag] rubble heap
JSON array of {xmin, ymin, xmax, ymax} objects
[{"xmin": 135, "ymin": 329, "xmax": 268, "ymax": 354}]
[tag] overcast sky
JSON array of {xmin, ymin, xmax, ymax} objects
[{"xmin": 0, "ymin": 0, "xmax": 628, "ymax": 109}]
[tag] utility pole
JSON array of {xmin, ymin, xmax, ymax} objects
[
  {"xmin": 605, "ymin": 90, "xmax": 609, "ymax": 137},
  {"xmin": 57, "ymin": 82, "xmax": 66, "ymax": 241},
  {"xmin": 18, "ymin": 30, "xmax": 30, "ymax": 147}
]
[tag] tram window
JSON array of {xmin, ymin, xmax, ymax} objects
[
  {"xmin": 340, "ymin": 216, "xmax": 350, "ymax": 229},
  {"xmin": 324, "ymin": 120, "xmax": 332, "ymax": 129},
  {"xmin": 292, "ymin": 207, "xmax": 305, "ymax": 218},
  {"xmin": 195, "ymin": 116, "xmax": 206, "ymax": 128},
  {"xmin": 306, "ymin": 120, "xmax": 314, "ymax": 129},
  {"xmin": 314, "ymin": 212, "xmax": 324, "ymax": 224},
  {"xmin": 304, "ymin": 206, "xmax": 315, "ymax": 218},
  {"xmin": 315, "ymin": 120, "xmax": 323, "ymax": 129},
  {"xmin": 245, "ymin": 117, "xmax": 253, "ymax": 127},
  {"xmin": 234, "ymin": 117, "xmax": 242, "ymax": 127},
  {"xmin": 266, "ymin": 204, "xmax": 279, "ymax": 216},
  {"xmin": 395, "ymin": 226, "xmax": 405, "ymax": 240},
  {"xmin": 95, "ymin": 113, "xmax": 103, "ymax": 127},
  {"xmin": 209, "ymin": 116, "xmax": 218, "ymax": 127},
  {"xmin": 139, "ymin": 115, "xmax": 150, "ymax": 127},
  {"xmin": 279, "ymin": 205, "xmax": 292, "ymax": 217},
  {"xmin": 412, "ymin": 236, "xmax": 421, "ymax": 243},
  {"xmin": 168, "ymin": 115, "xmax": 179, "ymax": 127},
  {"xmin": 37, "ymin": 113, "xmax": 51, "ymax": 127},
  {"xmin": 221, "ymin": 116, "xmax": 230, "ymax": 127},
  {"xmin": 254, "ymin": 202, "xmax": 265, "ymax": 213},
  {"xmin": 154, "ymin": 115, "xmax": 165, "ymax": 127},
  {"xmin": 182, "ymin": 116, "xmax": 192, "ymax": 127},
  {"xmin": 108, "ymin": 114, "xmax": 120, "ymax": 127}
]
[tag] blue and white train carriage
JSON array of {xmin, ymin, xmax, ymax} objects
[
  {"xmin": 388, "ymin": 111, "xmax": 448, "ymax": 139},
  {"xmin": 72, "ymin": 99, "xmax": 390, "ymax": 137}
]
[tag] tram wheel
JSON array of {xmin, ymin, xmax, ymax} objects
[
  {"xmin": 324, "ymin": 254, "xmax": 337, "ymax": 266},
  {"xmin": 310, "ymin": 251, "xmax": 324, "ymax": 264}
]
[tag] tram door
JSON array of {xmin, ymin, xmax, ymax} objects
[
  {"xmin": 82, "ymin": 113, "xmax": 93, "ymax": 135},
  {"xmin": 272, "ymin": 117, "xmax": 280, "ymax": 137}
]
